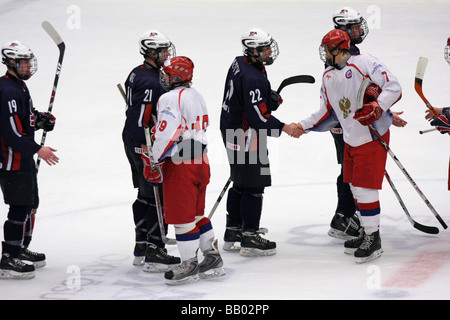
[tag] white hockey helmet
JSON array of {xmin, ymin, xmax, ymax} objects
[
  {"xmin": 241, "ymin": 28, "xmax": 279, "ymax": 65},
  {"xmin": 445, "ymin": 37, "xmax": 450, "ymax": 66},
  {"xmin": 139, "ymin": 30, "xmax": 176, "ymax": 66},
  {"xmin": 1, "ymin": 40, "xmax": 38, "ymax": 80},
  {"xmin": 332, "ymin": 7, "xmax": 369, "ymax": 44}
]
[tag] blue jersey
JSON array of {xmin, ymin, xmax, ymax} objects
[
  {"xmin": 122, "ymin": 63, "xmax": 166, "ymax": 148},
  {"xmin": 220, "ymin": 56, "xmax": 284, "ymax": 151},
  {"xmin": 0, "ymin": 74, "xmax": 40, "ymax": 171}
]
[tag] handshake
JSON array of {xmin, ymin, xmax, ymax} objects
[{"xmin": 282, "ymin": 123, "xmax": 306, "ymax": 138}]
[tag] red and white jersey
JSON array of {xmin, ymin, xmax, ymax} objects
[
  {"xmin": 300, "ymin": 54, "xmax": 402, "ymax": 147},
  {"xmin": 151, "ymin": 86, "xmax": 209, "ymax": 162}
]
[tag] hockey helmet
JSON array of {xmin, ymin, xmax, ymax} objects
[
  {"xmin": 320, "ymin": 29, "xmax": 351, "ymax": 64},
  {"xmin": 1, "ymin": 41, "xmax": 38, "ymax": 80},
  {"xmin": 332, "ymin": 7, "xmax": 369, "ymax": 44},
  {"xmin": 241, "ymin": 28, "xmax": 279, "ymax": 65},
  {"xmin": 139, "ymin": 30, "xmax": 176, "ymax": 66},
  {"xmin": 160, "ymin": 56, "xmax": 194, "ymax": 90}
]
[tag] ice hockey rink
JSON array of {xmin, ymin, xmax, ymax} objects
[{"xmin": 0, "ymin": 0, "xmax": 449, "ymax": 302}]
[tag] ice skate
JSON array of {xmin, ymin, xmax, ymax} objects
[
  {"xmin": 143, "ymin": 244, "xmax": 180, "ymax": 273},
  {"xmin": 240, "ymin": 230, "xmax": 276, "ymax": 257},
  {"xmin": 223, "ymin": 225, "xmax": 242, "ymax": 251},
  {"xmin": 19, "ymin": 247, "xmax": 46, "ymax": 268},
  {"xmin": 164, "ymin": 257, "xmax": 199, "ymax": 285},
  {"xmin": 354, "ymin": 231, "xmax": 383, "ymax": 264},
  {"xmin": 132, "ymin": 242, "xmax": 147, "ymax": 266},
  {"xmin": 328, "ymin": 212, "xmax": 361, "ymax": 240},
  {"xmin": 199, "ymin": 240, "xmax": 226, "ymax": 279},
  {"xmin": 0, "ymin": 253, "xmax": 35, "ymax": 280}
]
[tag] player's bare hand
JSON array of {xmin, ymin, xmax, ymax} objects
[
  {"xmin": 283, "ymin": 123, "xmax": 302, "ymax": 138},
  {"xmin": 37, "ymin": 146, "xmax": 59, "ymax": 166},
  {"xmin": 392, "ymin": 111, "xmax": 407, "ymax": 127},
  {"xmin": 425, "ymin": 107, "xmax": 443, "ymax": 121}
]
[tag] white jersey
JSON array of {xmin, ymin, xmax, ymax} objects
[
  {"xmin": 300, "ymin": 54, "xmax": 402, "ymax": 147},
  {"xmin": 151, "ymin": 86, "xmax": 209, "ymax": 162}
]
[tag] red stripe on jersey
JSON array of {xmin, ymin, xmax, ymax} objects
[
  {"xmin": 12, "ymin": 152, "xmax": 21, "ymax": 171},
  {"xmin": 14, "ymin": 115, "xmax": 25, "ymax": 135},
  {"xmin": 258, "ymin": 102, "xmax": 270, "ymax": 119}
]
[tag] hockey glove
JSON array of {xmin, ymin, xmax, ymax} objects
[
  {"xmin": 35, "ymin": 111, "xmax": 56, "ymax": 132},
  {"xmin": 269, "ymin": 90, "xmax": 283, "ymax": 111},
  {"xmin": 141, "ymin": 153, "xmax": 163, "ymax": 186},
  {"xmin": 363, "ymin": 84, "xmax": 382, "ymax": 104},
  {"xmin": 354, "ymin": 101, "xmax": 383, "ymax": 126},
  {"xmin": 430, "ymin": 114, "xmax": 450, "ymax": 134}
]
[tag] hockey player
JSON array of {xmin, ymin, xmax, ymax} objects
[
  {"xmin": 143, "ymin": 56, "xmax": 225, "ymax": 285},
  {"xmin": 296, "ymin": 30, "xmax": 402, "ymax": 263},
  {"xmin": 327, "ymin": 7, "xmax": 407, "ymax": 241},
  {"xmin": 122, "ymin": 30, "xmax": 179, "ymax": 271},
  {"xmin": 423, "ymin": 36, "xmax": 450, "ymax": 190},
  {"xmin": 220, "ymin": 28, "xmax": 302, "ymax": 257},
  {"xmin": 0, "ymin": 41, "xmax": 58, "ymax": 279}
]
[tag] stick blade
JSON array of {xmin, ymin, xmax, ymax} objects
[
  {"xmin": 42, "ymin": 21, "xmax": 64, "ymax": 46},
  {"xmin": 415, "ymin": 57, "xmax": 428, "ymax": 81},
  {"xmin": 276, "ymin": 75, "xmax": 315, "ymax": 94},
  {"xmin": 413, "ymin": 222, "xmax": 439, "ymax": 234}
]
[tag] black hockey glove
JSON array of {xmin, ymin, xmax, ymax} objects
[
  {"xmin": 35, "ymin": 111, "xmax": 56, "ymax": 132},
  {"xmin": 269, "ymin": 90, "xmax": 283, "ymax": 111},
  {"xmin": 430, "ymin": 114, "xmax": 450, "ymax": 134}
]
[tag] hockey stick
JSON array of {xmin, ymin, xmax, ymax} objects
[
  {"xmin": 419, "ymin": 128, "xmax": 437, "ymax": 134},
  {"xmin": 117, "ymin": 83, "xmax": 175, "ymax": 245},
  {"xmin": 384, "ymin": 171, "xmax": 439, "ymax": 234},
  {"xmin": 358, "ymin": 78, "xmax": 447, "ymax": 230},
  {"xmin": 36, "ymin": 21, "xmax": 65, "ymax": 172},
  {"xmin": 207, "ymin": 75, "xmax": 315, "ymax": 220},
  {"xmin": 276, "ymin": 75, "xmax": 315, "ymax": 94},
  {"xmin": 415, "ymin": 57, "xmax": 449, "ymax": 135}
]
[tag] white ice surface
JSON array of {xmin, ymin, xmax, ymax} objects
[{"xmin": 0, "ymin": 0, "xmax": 449, "ymax": 301}]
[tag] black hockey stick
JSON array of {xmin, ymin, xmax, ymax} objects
[
  {"xmin": 36, "ymin": 21, "xmax": 65, "ymax": 172},
  {"xmin": 117, "ymin": 83, "xmax": 175, "ymax": 245},
  {"xmin": 208, "ymin": 75, "xmax": 315, "ymax": 220},
  {"xmin": 384, "ymin": 171, "xmax": 439, "ymax": 234},
  {"xmin": 276, "ymin": 75, "xmax": 315, "ymax": 94},
  {"xmin": 358, "ymin": 78, "xmax": 447, "ymax": 230}
]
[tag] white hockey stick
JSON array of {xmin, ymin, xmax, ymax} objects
[{"xmin": 357, "ymin": 78, "xmax": 447, "ymax": 231}]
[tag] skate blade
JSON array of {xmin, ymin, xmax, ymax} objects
[
  {"xmin": 165, "ymin": 274, "xmax": 200, "ymax": 286},
  {"xmin": 199, "ymin": 267, "xmax": 226, "ymax": 279},
  {"xmin": 344, "ymin": 247, "xmax": 358, "ymax": 255},
  {"xmin": 355, "ymin": 249, "xmax": 383, "ymax": 264},
  {"xmin": 143, "ymin": 262, "xmax": 177, "ymax": 273},
  {"xmin": 223, "ymin": 241, "xmax": 240, "ymax": 252},
  {"xmin": 240, "ymin": 247, "xmax": 276, "ymax": 257},
  {"xmin": 328, "ymin": 228, "xmax": 359, "ymax": 241},
  {"xmin": 133, "ymin": 256, "xmax": 145, "ymax": 266},
  {"xmin": 0, "ymin": 269, "xmax": 35, "ymax": 280}
]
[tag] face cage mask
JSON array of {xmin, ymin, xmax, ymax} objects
[
  {"xmin": 445, "ymin": 45, "xmax": 450, "ymax": 65},
  {"xmin": 13, "ymin": 56, "xmax": 38, "ymax": 80},
  {"xmin": 346, "ymin": 19, "xmax": 369, "ymax": 45}
]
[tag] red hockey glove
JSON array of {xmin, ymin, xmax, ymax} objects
[
  {"xmin": 141, "ymin": 153, "xmax": 163, "ymax": 186},
  {"xmin": 354, "ymin": 101, "xmax": 383, "ymax": 126},
  {"xmin": 363, "ymin": 84, "xmax": 382, "ymax": 104},
  {"xmin": 430, "ymin": 115, "xmax": 450, "ymax": 134}
]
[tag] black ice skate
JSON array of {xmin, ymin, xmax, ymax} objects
[
  {"xmin": 143, "ymin": 244, "xmax": 180, "ymax": 273},
  {"xmin": 164, "ymin": 257, "xmax": 199, "ymax": 285},
  {"xmin": 354, "ymin": 231, "xmax": 383, "ymax": 263},
  {"xmin": 199, "ymin": 239, "xmax": 226, "ymax": 279},
  {"xmin": 19, "ymin": 247, "xmax": 46, "ymax": 268},
  {"xmin": 0, "ymin": 253, "xmax": 35, "ymax": 280},
  {"xmin": 223, "ymin": 225, "xmax": 242, "ymax": 252},
  {"xmin": 240, "ymin": 230, "xmax": 276, "ymax": 257},
  {"xmin": 328, "ymin": 212, "xmax": 362, "ymax": 240}
]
